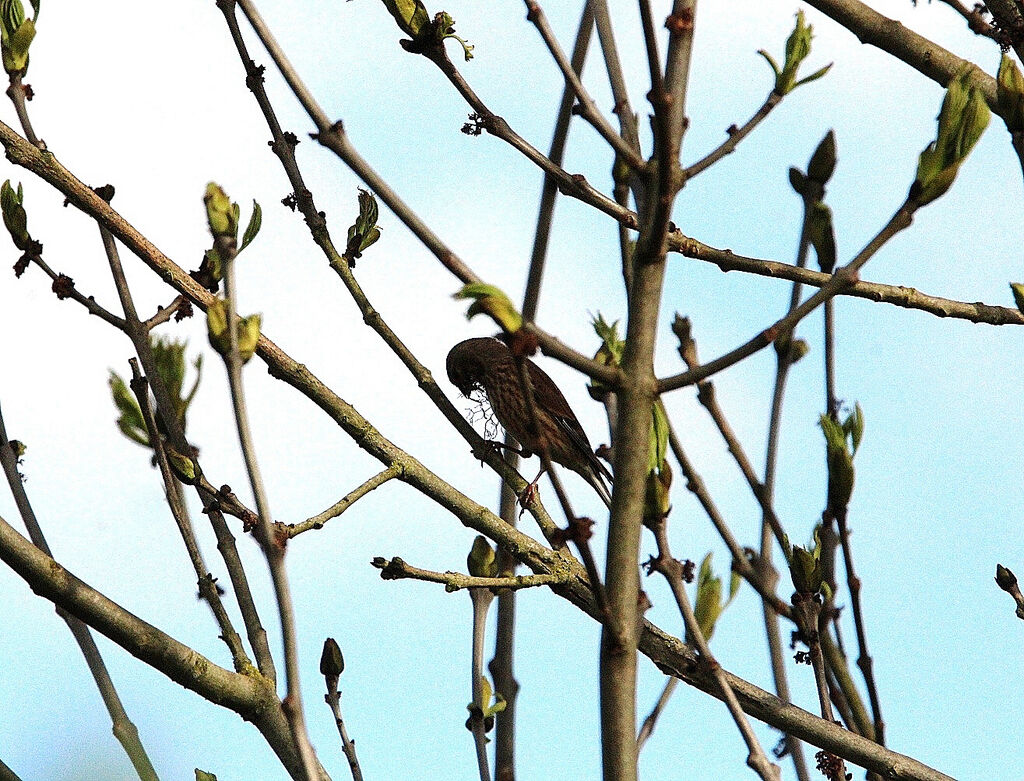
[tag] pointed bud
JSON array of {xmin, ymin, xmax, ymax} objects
[
  {"xmin": 995, "ymin": 564, "xmax": 1018, "ymax": 591},
  {"xmin": 790, "ymin": 544, "xmax": 822, "ymax": 594},
  {"xmin": 671, "ymin": 314, "xmax": 698, "ymax": 368},
  {"xmin": 204, "ymin": 183, "xmax": 238, "ymax": 243},
  {"xmin": 807, "ymin": 130, "xmax": 837, "ymax": 186},
  {"xmin": 167, "ymin": 449, "xmax": 199, "ymax": 484},
  {"xmin": 320, "ymin": 637, "xmax": 345, "ymax": 677},
  {"xmin": 467, "ymin": 535, "xmax": 497, "ymax": 578}
]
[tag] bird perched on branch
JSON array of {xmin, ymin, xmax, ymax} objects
[{"xmin": 446, "ymin": 337, "xmax": 613, "ymax": 507}]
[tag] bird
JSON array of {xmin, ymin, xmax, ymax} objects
[{"xmin": 446, "ymin": 337, "xmax": 613, "ymax": 507}]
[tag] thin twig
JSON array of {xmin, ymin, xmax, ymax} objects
[
  {"xmin": 493, "ymin": 7, "xmax": 599, "ymax": 773},
  {"xmin": 590, "ymin": 0, "xmax": 641, "ymax": 155},
  {"xmin": 219, "ymin": 218, "xmax": 320, "ymax": 780},
  {"xmin": 647, "ymin": 519, "xmax": 781, "ymax": 781},
  {"xmin": 636, "ymin": 676, "xmax": 677, "ymax": 750},
  {"xmin": 0, "ymin": 406, "xmax": 160, "ymax": 780},
  {"xmin": 422, "ymin": 44, "xmax": 633, "ymax": 227},
  {"xmin": 285, "ymin": 465, "xmax": 401, "ymax": 537},
  {"xmin": 524, "ymin": 0, "xmax": 644, "ymax": 169},
  {"xmin": 128, "ymin": 362, "xmax": 250, "ymax": 667},
  {"xmin": 670, "ymin": 231, "xmax": 1024, "ymax": 326},
  {"xmin": 219, "ymin": 0, "xmax": 573, "ymax": 549},
  {"xmin": 759, "ymin": 195, "xmax": 816, "ymax": 781},
  {"xmin": 470, "ymin": 588, "xmax": 495, "ymax": 781},
  {"xmin": 933, "ymin": 0, "xmax": 999, "ymax": 38},
  {"xmin": 659, "ymin": 202, "xmax": 918, "ymax": 393},
  {"xmin": 665, "ymin": 420, "xmax": 790, "ymax": 619},
  {"xmin": 5, "ymin": 72, "xmax": 40, "ymax": 147},
  {"xmin": 372, "ymin": 557, "xmax": 567, "ymax": 592},
  {"xmin": 143, "ymin": 295, "xmax": 187, "ymax": 331},
  {"xmin": 692, "ymin": 382, "xmax": 789, "ymax": 553},
  {"xmin": 103, "ymin": 222, "xmax": 251, "ymax": 669},
  {"xmin": 792, "ymin": 594, "xmax": 849, "ymax": 781},
  {"xmin": 833, "ymin": 508, "xmax": 885, "ymax": 745},
  {"xmin": 24, "ymin": 254, "xmax": 126, "ymax": 329},
  {"xmin": 322, "ymin": 657, "xmax": 364, "ymax": 781},
  {"xmin": 683, "ymin": 92, "xmax": 783, "ymax": 181}
]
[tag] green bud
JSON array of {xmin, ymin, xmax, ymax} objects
[
  {"xmin": 843, "ymin": 402, "xmax": 865, "ymax": 455},
  {"xmin": 789, "ymin": 543, "xmax": 822, "ymax": 594},
  {"xmin": 0, "ymin": 179, "xmax": 29, "ymax": 250},
  {"xmin": 344, "ymin": 188, "xmax": 382, "ymax": 265},
  {"xmin": 0, "ymin": 0, "xmax": 32, "ymax": 74},
  {"xmin": 807, "ymin": 201, "xmax": 836, "ymax": 273},
  {"xmin": 0, "ymin": 0, "xmax": 24, "ymax": 37},
  {"xmin": 789, "ymin": 338, "xmax": 810, "ymax": 364},
  {"xmin": 206, "ymin": 298, "xmax": 261, "ymax": 364},
  {"xmin": 195, "ymin": 771, "xmax": 218, "ymax": 781},
  {"xmin": 643, "ymin": 457, "xmax": 672, "ymax": 527},
  {"xmin": 204, "ymin": 183, "xmax": 238, "ymax": 243},
  {"xmin": 454, "ymin": 283, "xmax": 523, "ymax": 334},
  {"xmin": 467, "ymin": 535, "xmax": 497, "ymax": 578},
  {"xmin": 319, "ymin": 637, "xmax": 345, "ymax": 677},
  {"xmin": 1, "ymin": 16, "xmax": 32, "ymax": 74},
  {"xmin": 783, "ymin": 11, "xmax": 812, "ymax": 80},
  {"xmin": 648, "ymin": 402, "xmax": 669, "ymax": 475},
  {"xmin": 206, "ymin": 298, "xmax": 229, "ymax": 353},
  {"xmin": 912, "ymin": 67, "xmax": 990, "ymax": 205},
  {"xmin": 237, "ymin": 314, "xmax": 261, "ymax": 363},
  {"xmin": 995, "ymin": 563, "xmax": 1018, "ymax": 591},
  {"xmin": 1010, "ymin": 282, "xmax": 1024, "ymax": 311},
  {"xmin": 821, "ymin": 412, "xmax": 859, "ymax": 512},
  {"xmin": 997, "ymin": 55, "xmax": 1024, "ymax": 133},
  {"xmin": 8, "ymin": 439, "xmax": 25, "ymax": 458},
  {"xmin": 589, "ymin": 313, "xmax": 624, "ymax": 396},
  {"xmin": 108, "ymin": 371, "xmax": 150, "ymax": 448},
  {"xmin": 167, "ymin": 448, "xmax": 199, "ymax": 484},
  {"xmin": 690, "ymin": 553, "xmax": 740, "ymax": 643},
  {"xmin": 807, "ymin": 130, "xmax": 837, "ymax": 186},
  {"xmin": 381, "ymin": 0, "xmax": 431, "ymax": 40}
]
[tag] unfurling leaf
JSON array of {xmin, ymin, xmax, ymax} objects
[
  {"xmin": 760, "ymin": 11, "xmax": 831, "ymax": 95},
  {"xmin": 454, "ymin": 283, "xmax": 523, "ymax": 334},
  {"xmin": 344, "ymin": 188, "xmax": 382, "ymax": 265}
]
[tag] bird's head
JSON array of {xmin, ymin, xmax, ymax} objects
[{"xmin": 446, "ymin": 337, "xmax": 507, "ymax": 397}]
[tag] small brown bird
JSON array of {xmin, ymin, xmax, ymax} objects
[{"xmin": 447, "ymin": 337, "xmax": 613, "ymax": 507}]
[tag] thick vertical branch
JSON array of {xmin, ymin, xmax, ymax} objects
[{"xmin": 601, "ymin": 6, "xmax": 696, "ymax": 780}]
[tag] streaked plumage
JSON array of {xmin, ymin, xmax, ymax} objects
[{"xmin": 446, "ymin": 337, "xmax": 613, "ymax": 507}]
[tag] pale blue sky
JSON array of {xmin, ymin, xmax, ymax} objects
[{"xmin": 1, "ymin": 2, "xmax": 1021, "ymax": 780}]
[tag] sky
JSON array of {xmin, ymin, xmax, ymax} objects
[{"xmin": 0, "ymin": 1, "xmax": 1022, "ymax": 780}]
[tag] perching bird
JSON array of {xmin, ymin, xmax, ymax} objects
[{"xmin": 446, "ymin": 337, "xmax": 613, "ymax": 507}]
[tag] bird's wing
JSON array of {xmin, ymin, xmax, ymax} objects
[{"xmin": 528, "ymin": 360, "xmax": 613, "ymax": 485}]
